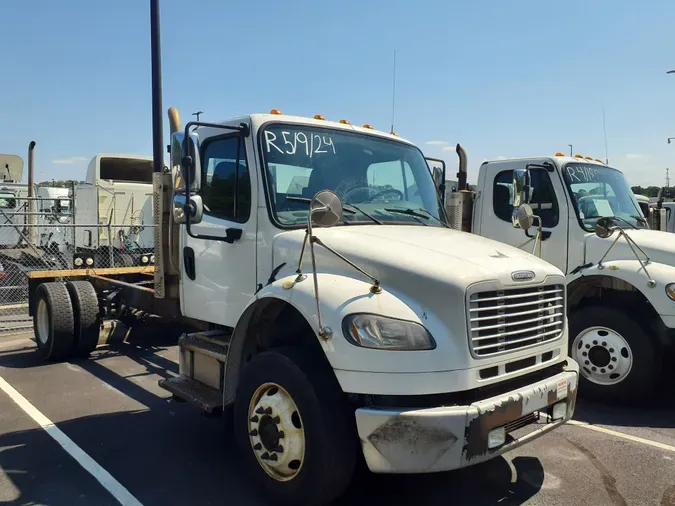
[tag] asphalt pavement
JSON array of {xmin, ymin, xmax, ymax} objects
[{"xmin": 0, "ymin": 331, "xmax": 674, "ymax": 506}]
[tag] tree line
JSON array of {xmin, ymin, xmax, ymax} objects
[
  {"xmin": 630, "ymin": 186, "xmax": 673, "ymax": 197},
  {"xmin": 37, "ymin": 180, "xmax": 85, "ymax": 188}
]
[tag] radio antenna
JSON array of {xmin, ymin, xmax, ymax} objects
[
  {"xmin": 602, "ymin": 107, "xmax": 609, "ymax": 164},
  {"xmin": 390, "ymin": 49, "xmax": 397, "ymax": 134}
]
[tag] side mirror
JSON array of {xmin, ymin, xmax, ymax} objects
[
  {"xmin": 309, "ymin": 190, "xmax": 343, "ymax": 228},
  {"xmin": 511, "ymin": 168, "xmax": 531, "ymax": 228},
  {"xmin": 171, "ymin": 132, "xmax": 201, "ymax": 192},
  {"xmin": 431, "ymin": 166, "xmax": 444, "ymax": 191},
  {"xmin": 173, "ymin": 193, "xmax": 204, "ymax": 225},
  {"xmin": 595, "ymin": 217, "xmax": 614, "ymax": 238},
  {"xmin": 515, "ymin": 204, "xmax": 535, "ymax": 231}
]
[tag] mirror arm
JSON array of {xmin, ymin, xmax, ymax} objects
[{"xmin": 312, "ymin": 236, "xmax": 381, "ymax": 294}]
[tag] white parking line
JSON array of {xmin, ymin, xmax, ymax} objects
[
  {"xmin": 0, "ymin": 375, "xmax": 144, "ymax": 506},
  {"xmin": 568, "ymin": 419, "xmax": 675, "ymax": 452}
]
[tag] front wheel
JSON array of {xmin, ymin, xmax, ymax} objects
[
  {"xmin": 569, "ymin": 305, "xmax": 661, "ymax": 402},
  {"xmin": 233, "ymin": 347, "xmax": 356, "ymax": 506}
]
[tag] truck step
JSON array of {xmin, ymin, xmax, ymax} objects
[
  {"xmin": 159, "ymin": 376, "xmax": 223, "ymax": 413},
  {"xmin": 178, "ymin": 329, "xmax": 231, "ymax": 361}
]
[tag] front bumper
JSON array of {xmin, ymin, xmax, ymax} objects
[{"xmin": 355, "ymin": 359, "xmax": 579, "ymax": 474}]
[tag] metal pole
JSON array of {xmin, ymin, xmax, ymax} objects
[
  {"xmin": 568, "ymin": 144, "xmax": 573, "ymax": 157},
  {"xmin": 150, "ymin": 0, "xmax": 164, "ymax": 175}
]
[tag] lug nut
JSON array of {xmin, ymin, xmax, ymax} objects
[
  {"xmin": 612, "ymin": 357, "xmax": 617, "ymax": 362},
  {"xmin": 609, "ymin": 348, "xmax": 615, "ymax": 353},
  {"xmin": 601, "ymin": 368, "xmax": 606, "ymax": 373},
  {"xmin": 278, "ymin": 431, "xmax": 285, "ymax": 439},
  {"xmin": 269, "ymin": 454, "xmax": 278, "ymax": 461},
  {"xmin": 592, "ymin": 366, "xmax": 597, "ymax": 371},
  {"xmin": 249, "ymin": 429, "xmax": 258, "ymax": 436},
  {"xmin": 255, "ymin": 407, "xmax": 265, "ymax": 415},
  {"xmin": 261, "ymin": 452, "xmax": 270, "ymax": 460},
  {"xmin": 273, "ymin": 416, "xmax": 280, "ymax": 424},
  {"xmin": 602, "ymin": 341, "xmax": 607, "ymax": 347},
  {"xmin": 250, "ymin": 415, "xmax": 259, "ymax": 423},
  {"xmin": 253, "ymin": 443, "xmax": 262, "ymax": 450},
  {"xmin": 609, "ymin": 365, "xmax": 614, "ymax": 370},
  {"xmin": 264, "ymin": 407, "xmax": 273, "ymax": 415},
  {"xmin": 582, "ymin": 352, "xmax": 587, "ymax": 357},
  {"xmin": 593, "ymin": 340, "xmax": 598, "ymax": 345},
  {"xmin": 584, "ymin": 360, "xmax": 590, "ymax": 365},
  {"xmin": 585, "ymin": 344, "xmax": 590, "ymax": 349},
  {"xmin": 275, "ymin": 445, "xmax": 284, "ymax": 453}
]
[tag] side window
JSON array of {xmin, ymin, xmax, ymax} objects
[
  {"xmin": 367, "ymin": 160, "xmax": 421, "ymax": 202},
  {"xmin": 493, "ymin": 169, "xmax": 559, "ymax": 227},
  {"xmin": 201, "ymin": 136, "xmax": 250, "ymax": 222}
]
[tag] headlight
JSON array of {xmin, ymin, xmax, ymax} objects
[
  {"xmin": 150, "ymin": 254, "xmax": 155, "ymax": 263},
  {"xmin": 342, "ymin": 314, "xmax": 435, "ymax": 350},
  {"xmin": 666, "ymin": 283, "xmax": 675, "ymax": 301},
  {"xmin": 85, "ymin": 257, "xmax": 94, "ymax": 266},
  {"xmin": 141, "ymin": 255, "xmax": 149, "ymax": 264},
  {"xmin": 73, "ymin": 257, "xmax": 83, "ymax": 267}
]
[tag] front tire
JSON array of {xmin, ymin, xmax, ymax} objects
[
  {"xmin": 233, "ymin": 347, "xmax": 356, "ymax": 506},
  {"xmin": 569, "ymin": 305, "xmax": 661, "ymax": 402}
]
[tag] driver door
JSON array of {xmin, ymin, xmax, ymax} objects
[
  {"xmin": 178, "ymin": 133, "xmax": 258, "ymax": 327},
  {"xmin": 477, "ymin": 161, "xmax": 569, "ymax": 273}
]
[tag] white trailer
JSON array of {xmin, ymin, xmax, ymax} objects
[{"xmin": 71, "ymin": 153, "xmax": 155, "ymax": 268}]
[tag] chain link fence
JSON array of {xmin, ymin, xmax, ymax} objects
[{"xmin": 0, "ymin": 195, "xmax": 155, "ymax": 334}]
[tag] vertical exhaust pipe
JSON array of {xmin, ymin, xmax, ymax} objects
[
  {"xmin": 456, "ymin": 144, "xmax": 468, "ymax": 191},
  {"xmin": 27, "ymin": 141, "xmax": 37, "ymax": 245}
]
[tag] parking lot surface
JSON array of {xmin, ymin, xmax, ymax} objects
[{"xmin": 0, "ymin": 331, "xmax": 674, "ymax": 506}]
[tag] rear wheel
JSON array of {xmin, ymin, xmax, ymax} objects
[
  {"xmin": 34, "ymin": 282, "xmax": 75, "ymax": 361},
  {"xmin": 233, "ymin": 347, "xmax": 356, "ymax": 506},
  {"xmin": 569, "ymin": 305, "xmax": 660, "ymax": 402},
  {"xmin": 66, "ymin": 281, "xmax": 101, "ymax": 358}
]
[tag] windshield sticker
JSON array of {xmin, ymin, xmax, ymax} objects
[
  {"xmin": 566, "ymin": 165, "xmax": 600, "ymax": 183},
  {"xmin": 265, "ymin": 130, "xmax": 336, "ymax": 157},
  {"xmin": 592, "ymin": 199, "xmax": 614, "ymax": 217}
]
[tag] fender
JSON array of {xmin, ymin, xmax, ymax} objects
[
  {"xmin": 223, "ymin": 271, "xmax": 460, "ymax": 405},
  {"xmin": 569, "ymin": 259, "xmax": 675, "ymax": 324}
]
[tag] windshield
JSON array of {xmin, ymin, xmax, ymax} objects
[
  {"xmin": 260, "ymin": 124, "xmax": 443, "ymax": 227},
  {"xmin": 562, "ymin": 163, "xmax": 647, "ymax": 230}
]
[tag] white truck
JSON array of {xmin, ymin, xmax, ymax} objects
[
  {"xmin": 442, "ymin": 149, "xmax": 674, "ymax": 402},
  {"xmin": 68, "ymin": 153, "xmax": 155, "ymax": 268},
  {"xmin": 26, "ymin": 4, "xmax": 578, "ymax": 504}
]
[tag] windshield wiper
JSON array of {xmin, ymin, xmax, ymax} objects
[
  {"xmin": 384, "ymin": 207, "xmax": 448, "ymax": 227},
  {"xmin": 342, "ymin": 202, "xmax": 382, "ymax": 224},
  {"xmin": 608, "ymin": 215, "xmax": 638, "ymax": 230},
  {"xmin": 285, "ymin": 196, "xmax": 381, "ymax": 225}
]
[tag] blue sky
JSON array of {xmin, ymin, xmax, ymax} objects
[{"xmin": 1, "ymin": 0, "xmax": 675, "ymax": 186}]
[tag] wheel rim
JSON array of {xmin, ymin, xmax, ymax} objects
[
  {"xmin": 572, "ymin": 326, "xmax": 632, "ymax": 385},
  {"xmin": 36, "ymin": 298, "xmax": 49, "ymax": 346},
  {"xmin": 247, "ymin": 382, "xmax": 305, "ymax": 482}
]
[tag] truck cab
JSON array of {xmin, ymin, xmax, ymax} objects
[{"xmin": 463, "ymin": 153, "xmax": 673, "ymax": 401}]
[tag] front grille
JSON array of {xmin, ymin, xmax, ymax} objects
[{"xmin": 469, "ymin": 284, "xmax": 564, "ymax": 357}]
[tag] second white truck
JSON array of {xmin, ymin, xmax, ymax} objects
[{"xmin": 441, "ymin": 149, "xmax": 674, "ymax": 402}]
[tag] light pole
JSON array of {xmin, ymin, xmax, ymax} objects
[
  {"xmin": 568, "ymin": 144, "xmax": 573, "ymax": 156},
  {"xmin": 192, "ymin": 111, "xmax": 203, "ymax": 122}
]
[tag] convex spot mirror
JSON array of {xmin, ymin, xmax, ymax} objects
[
  {"xmin": 310, "ymin": 190, "xmax": 343, "ymax": 228},
  {"xmin": 173, "ymin": 194, "xmax": 204, "ymax": 225},
  {"xmin": 431, "ymin": 166, "xmax": 444, "ymax": 192},
  {"xmin": 515, "ymin": 204, "xmax": 535, "ymax": 231},
  {"xmin": 595, "ymin": 216, "xmax": 615, "ymax": 239}
]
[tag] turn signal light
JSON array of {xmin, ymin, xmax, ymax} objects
[
  {"xmin": 270, "ymin": 109, "xmax": 282, "ymax": 115},
  {"xmin": 314, "ymin": 114, "xmax": 325, "ymax": 120}
]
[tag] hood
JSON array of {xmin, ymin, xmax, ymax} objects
[
  {"xmin": 585, "ymin": 228, "xmax": 675, "ymax": 267},
  {"xmin": 273, "ymin": 225, "xmax": 563, "ymax": 293}
]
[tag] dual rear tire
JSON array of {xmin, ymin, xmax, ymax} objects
[{"xmin": 34, "ymin": 280, "xmax": 100, "ymax": 361}]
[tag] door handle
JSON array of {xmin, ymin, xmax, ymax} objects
[
  {"xmin": 224, "ymin": 228, "xmax": 242, "ymax": 244},
  {"xmin": 525, "ymin": 229, "xmax": 552, "ymax": 241}
]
